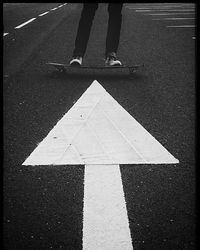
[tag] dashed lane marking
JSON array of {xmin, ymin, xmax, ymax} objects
[
  {"xmin": 14, "ymin": 18, "xmax": 36, "ymax": 29},
  {"xmin": 38, "ymin": 11, "xmax": 49, "ymax": 17},
  {"xmin": 5, "ymin": 4, "xmax": 68, "ymax": 35},
  {"xmin": 50, "ymin": 7, "xmax": 58, "ymax": 10}
]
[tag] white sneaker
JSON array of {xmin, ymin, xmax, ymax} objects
[
  {"xmin": 69, "ymin": 56, "xmax": 83, "ymax": 66},
  {"xmin": 105, "ymin": 52, "xmax": 122, "ymax": 66}
]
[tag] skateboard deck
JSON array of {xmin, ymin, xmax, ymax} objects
[{"xmin": 46, "ymin": 62, "xmax": 144, "ymax": 75}]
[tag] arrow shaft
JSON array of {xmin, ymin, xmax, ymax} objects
[{"xmin": 83, "ymin": 164, "xmax": 133, "ymax": 250}]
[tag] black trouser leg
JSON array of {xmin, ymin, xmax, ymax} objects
[
  {"xmin": 73, "ymin": 4, "xmax": 98, "ymax": 57},
  {"xmin": 105, "ymin": 4, "xmax": 123, "ymax": 57}
]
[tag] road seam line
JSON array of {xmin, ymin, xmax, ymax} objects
[
  {"xmin": 86, "ymin": 121, "xmax": 114, "ymax": 162},
  {"xmin": 99, "ymin": 102, "xmax": 147, "ymax": 163}
]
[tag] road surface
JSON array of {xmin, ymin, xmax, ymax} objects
[{"xmin": 3, "ymin": 3, "xmax": 196, "ymax": 250}]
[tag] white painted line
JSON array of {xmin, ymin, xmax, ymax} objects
[
  {"xmin": 135, "ymin": 9, "xmax": 151, "ymax": 12},
  {"xmin": 83, "ymin": 164, "xmax": 133, "ymax": 250},
  {"xmin": 167, "ymin": 25, "xmax": 196, "ymax": 28},
  {"xmin": 144, "ymin": 13, "xmax": 195, "ymax": 15},
  {"xmin": 192, "ymin": 36, "xmax": 196, "ymax": 39},
  {"xmin": 50, "ymin": 7, "xmax": 58, "ymax": 10},
  {"xmin": 23, "ymin": 80, "xmax": 179, "ymax": 165},
  {"xmin": 3, "ymin": 33, "xmax": 9, "ymax": 36},
  {"xmin": 38, "ymin": 11, "xmax": 49, "ymax": 17},
  {"xmin": 136, "ymin": 9, "xmax": 195, "ymax": 12},
  {"xmin": 127, "ymin": 6, "xmax": 195, "ymax": 10},
  {"xmin": 14, "ymin": 18, "xmax": 36, "ymax": 29},
  {"xmin": 126, "ymin": 5, "xmax": 193, "ymax": 8},
  {"xmin": 153, "ymin": 17, "xmax": 195, "ymax": 20}
]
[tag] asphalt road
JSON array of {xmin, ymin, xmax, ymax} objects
[{"xmin": 3, "ymin": 3, "xmax": 196, "ymax": 250}]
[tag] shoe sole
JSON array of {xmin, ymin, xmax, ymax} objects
[{"xmin": 70, "ymin": 62, "xmax": 82, "ymax": 67}]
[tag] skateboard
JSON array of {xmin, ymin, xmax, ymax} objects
[{"xmin": 46, "ymin": 62, "xmax": 144, "ymax": 75}]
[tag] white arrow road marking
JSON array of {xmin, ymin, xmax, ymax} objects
[
  {"xmin": 23, "ymin": 80, "xmax": 179, "ymax": 249},
  {"xmin": 83, "ymin": 164, "xmax": 133, "ymax": 250},
  {"xmin": 23, "ymin": 80, "xmax": 179, "ymax": 165}
]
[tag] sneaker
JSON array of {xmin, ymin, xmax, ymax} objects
[
  {"xmin": 69, "ymin": 56, "xmax": 83, "ymax": 67},
  {"xmin": 105, "ymin": 52, "xmax": 122, "ymax": 66}
]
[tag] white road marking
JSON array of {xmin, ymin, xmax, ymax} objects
[
  {"xmin": 126, "ymin": 6, "xmax": 195, "ymax": 10},
  {"xmin": 144, "ymin": 13, "xmax": 195, "ymax": 15},
  {"xmin": 167, "ymin": 25, "xmax": 196, "ymax": 28},
  {"xmin": 38, "ymin": 11, "xmax": 49, "ymax": 17},
  {"xmin": 3, "ymin": 33, "xmax": 9, "ymax": 36},
  {"xmin": 126, "ymin": 5, "xmax": 194, "ymax": 9},
  {"xmin": 83, "ymin": 164, "xmax": 133, "ymax": 250},
  {"xmin": 12, "ymin": 4, "xmax": 67, "ymax": 32},
  {"xmin": 14, "ymin": 18, "xmax": 36, "ymax": 29},
  {"xmin": 152, "ymin": 17, "xmax": 195, "ymax": 20},
  {"xmin": 23, "ymin": 80, "xmax": 179, "ymax": 165},
  {"xmin": 50, "ymin": 3, "xmax": 67, "ymax": 11},
  {"xmin": 134, "ymin": 9, "xmax": 151, "ymax": 12},
  {"xmin": 135, "ymin": 9, "xmax": 195, "ymax": 12},
  {"xmin": 51, "ymin": 7, "xmax": 58, "ymax": 10},
  {"xmin": 192, "ymin": 36, "xmax": 196, "ymax": 39},
  {"xmin": 23, "ymin": 80, "xmax": 179, "ymax": 249}
]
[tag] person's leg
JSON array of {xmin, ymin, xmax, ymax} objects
[
  {"xmin": 105, "ymin": 3, "xmax": 123, "ymax": 58},
  {"xmin": 73, "ymin": 3, "xmax": 98, "ymax": 57}
]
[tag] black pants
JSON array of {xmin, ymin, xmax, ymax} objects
[{"xmin": 73, "ymin": 3, "xmax": 123, "ymax": 58}]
